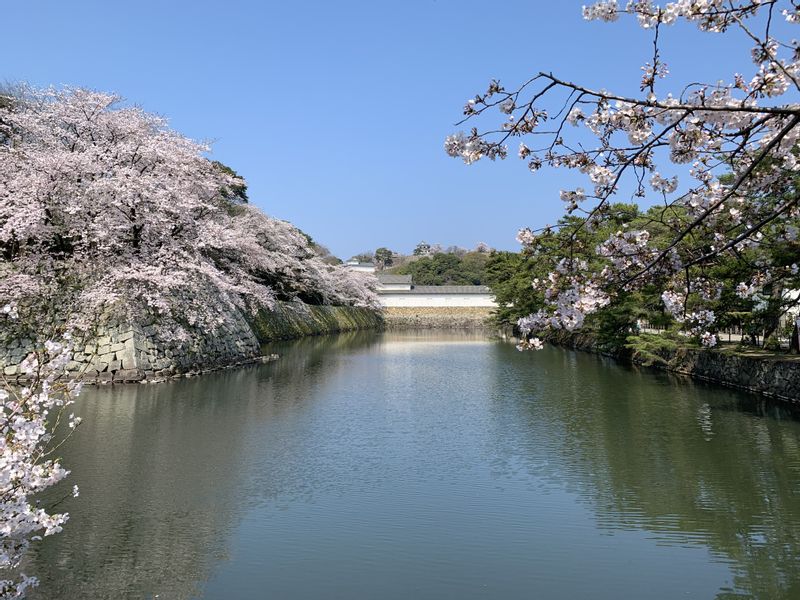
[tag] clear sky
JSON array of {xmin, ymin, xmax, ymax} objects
[{"xmin": 6, "ymin": 1, "xmax": 758, "ymax": 259}]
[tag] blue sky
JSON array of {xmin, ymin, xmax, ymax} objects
[{"xmin": 6, "ymin": 1, "xmax": 760, "ymax": 259}]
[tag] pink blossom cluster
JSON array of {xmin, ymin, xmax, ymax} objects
[
  {"xmin": 447, "ymin": 1, "xmax": 800, "ymax": 348},
  {"xmin": 0, "ymin": 320, "xmax": 81, "ymax": 597},
  {"xmin": 0, "ymin": 87, "xmax": 379, "ymax": 341}
]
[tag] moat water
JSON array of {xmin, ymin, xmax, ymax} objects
[{"xmin": 27, "ymin": 330, "xmax": 800, "ymax": 599}]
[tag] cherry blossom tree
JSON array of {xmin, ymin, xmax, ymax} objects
[
  {"xmin": 0, "ymin": 85, "xmax": 379, "ymax": 598},
  {"xmin": 446, "ymin": 0, "xmax": 800, "ymax": 350},
  {"xmin": 0, "ymin": 86, "xmax": 378, "ymax": 347}
]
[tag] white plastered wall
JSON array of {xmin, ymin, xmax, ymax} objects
[{"xmin": 379, "ymin": 294, "xmax": 496, "ymax": 307}]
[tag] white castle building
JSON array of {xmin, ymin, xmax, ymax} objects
[{"xmin": 344, "ymin": 261, "xmax": 496, "ymax": 308}]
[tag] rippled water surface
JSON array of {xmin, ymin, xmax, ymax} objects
[{"xmin": 27, "ymin": 330, "xmax": 800, "ymax": 599}]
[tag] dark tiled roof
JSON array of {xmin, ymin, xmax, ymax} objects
[
  {"xmin": 380, "ymin": 285, "xmax": 493, "ymax": 295},
  {"xmin": 377, "ymin": 274, "xmax": 413, "ymax": 284}
]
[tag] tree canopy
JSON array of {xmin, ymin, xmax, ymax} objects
[
  {"xmin": 391, "ymin": 251, "xmax": 491, "ymax": 285},
  {"xmin": 447, "ymin": 1, "xmax": 800, "ymax": 350},
  {"xmin": 0, "ymin": 87, "xmax": 378, "ymax": 345},
  {"xmin": 485, "ymin": 201, "xmax": 800, "ymax": 351}
]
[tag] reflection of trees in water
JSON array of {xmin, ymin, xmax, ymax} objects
[
  {"xmin": 489, "ymin": 343, "xmax": 800, "ymax": 599},
  {"xmin": 27, "ymin": 331, "xmax": 382, "ymax": 600},
  {"xmin": 26, "ymin": 331, "xmax": 800, "ymax": 599}
]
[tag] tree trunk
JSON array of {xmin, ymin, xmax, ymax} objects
[
  {"xmin": 761, "ymin": 282, "xmax": 783, "ymax": 344},
  {"xmin": 791, "ymin": 321, "xmax": 800, "ymax": 355}
]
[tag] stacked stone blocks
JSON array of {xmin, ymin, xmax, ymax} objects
[{"xmin": 1, "ymin": 303, "xmax": 383, "ymax": 384}]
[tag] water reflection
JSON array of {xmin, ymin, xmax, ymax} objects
[
  {"xmin": 487, "ymin": 343, "xmax": 800, "ymax": 599},
  {"xmin": 28, "ymin": 331, "xmax": 381, "ymax": 599},
  {"xmin": 25, "ymin": 331, "xmax": 800, "ymax": 599}
]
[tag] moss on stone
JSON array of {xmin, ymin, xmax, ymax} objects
[
  {"xmin": 545, "ymin": 330, "xmax": 800, "ymax": 402},
  {"xmin": 247, "ymin": 302, "xmax": 384, "ymax": 347}
]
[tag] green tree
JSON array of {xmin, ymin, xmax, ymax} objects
[
  {"xmin": 211, "ymin": 161, "xmax": 249, "ymax": 203},
  {"xmin": 485, "ymin": 199, "xmax": 800, "ymax": 353},
  {"xmin": 351, "ymin": 252, "xmax": 374, "ymax": 264},
  {"xmin": 373, "ymin": 247, "xmax": 394, "ymax": 270},
  {"xmin": 394, "ymin": 251, "xmax": 491, "ymax": 285}
]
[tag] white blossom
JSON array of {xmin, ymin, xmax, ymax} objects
[
  {"xmin": 583, "ymin": 1, "xmax": 619, "ymax": 22},
  {"xmin": 445, "ymin": 1, "xmax": 800, "ymax": 348},
  {"xmin": 516, "ymin": 228, "xmax": 536, "ymax": 247},
  {"xmin": 700, "ymin": 331, "xmax": 718, "ymax": 347},
  {"xmin": 0, "ymin": 86, "xmax": 380, "ymax": 344},
  {"xmin": 650, "ymin": 173, "xmax": 678, "ymax": 193},
  {"xmin": 0, "ymin": 336, "xmax": 81, "ymax": 597}
]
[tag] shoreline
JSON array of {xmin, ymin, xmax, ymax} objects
[
  {"xmin": 1, "ymin": 303, "xmax": 384, "ymax": 385},
  {"xmin": 517, "ymin": 329, "xmax": 800, "ymax": 404},
  {"xmin": 382, "ymin": 306, "xmax": 494, "ymax": 330}
]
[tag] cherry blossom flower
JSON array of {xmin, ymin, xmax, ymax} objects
[
  {"xmin": 0, "ymin": 333, "xmax": 82, "ymax": 597},
  {"xmin": 446, "ymin": 1, "xmax": 800, "ymax": 347},
  {"xmin": 1, "ymin": 86, "xmax": 379, "ymax": 349}
]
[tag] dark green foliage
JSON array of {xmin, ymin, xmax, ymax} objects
[
  {"xmin": 586, "ymin": 291, "xmax": 645, "ymax": 350},
  {"xmin": 392, "ymin": 251, "xmax": 491, "ymax": 285},
  {"xmin": 624, "ymin": 332, "xmax": 682, "ymax": 367},
  {"xmin": 247, "ymin": 303, "xmax": 384, "ymax": 345},
  {"xmin": 484, "ymin": 203, "xmax": 649, "ymax": 330},
  {"xmin": 373, "ymin": 247, "xmax": 394, "ymax": 269},
  {"xmin": 298, "ymin": 231, "xmax": 341, "ymax": 265},
  {"xmin": 483, "ymin": 251, "xmax": 540, "ymax": 325},
  {"xmin": 212, "ymin": 161, "xmax": 249, "ymax": 203},
  {"xmin": 483, "ymin": 195, "xmax": 800, "ymax": 354}
]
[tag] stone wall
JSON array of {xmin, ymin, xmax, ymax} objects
[
  {"xmin": 248, "ymin": 302, "xmax": 384, "ymax": 344},
  {"xmin": 538, "ymin": 330, "xmax": 800, "ymax": 403},
  {"xmin": 667, "ymin": 349, "xmax": 800, "ymax": 402},
  {"xmin": 383, "ymin": 306, "xmax": 493, "ymax": 329},
  {"xmin": 1, "ymin": 302, "xmax": 383, "ymax": 384}
]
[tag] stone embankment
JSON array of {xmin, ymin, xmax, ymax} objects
[
  {"xmin": 538, "ymin": 330, "xmax": 800, "ymax": 403},
  {"xmin": 250, "ymin": 302, "xmax": 384, "ymax": 340},
  {"xmin": 383, "ymin": 307, "xmax": 493, "ymax": 329},
  {"xmin": 1, "ymin": 302, "xmax": 383, "ymax": 384},
  {"xmin": 665, "ymin": 348, "xmax": 799, "ymax": 402}
]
